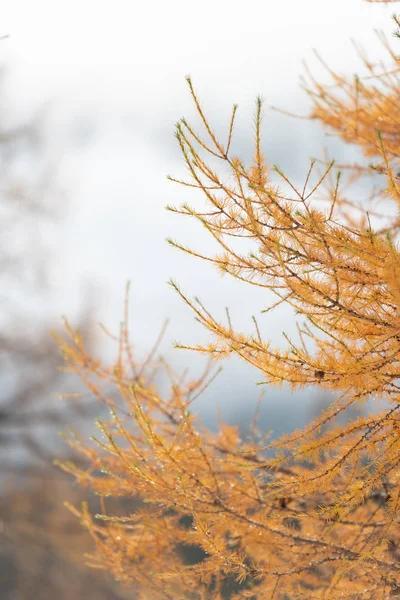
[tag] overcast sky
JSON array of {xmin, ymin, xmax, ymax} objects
[{"xmin": 0, "ymin": 0, "xmax": 395, "ymax": 425}]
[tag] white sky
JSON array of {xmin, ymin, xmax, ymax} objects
[{"xmin": 0, "ymin": 0, "xmax": 396, "ymax": 421}]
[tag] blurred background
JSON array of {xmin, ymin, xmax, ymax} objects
[{"xmin": 0, "ymin": 0, "xmax": 395, "ymax": 598}]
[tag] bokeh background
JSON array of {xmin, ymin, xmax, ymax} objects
[{"xmin": 0, "ymin": 1, "xmax": 395, "ymax": 597}]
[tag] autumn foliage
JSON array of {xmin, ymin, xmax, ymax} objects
[{"xmin": 55, "ymin": 3, "xmax": 400, "ymax": 598}]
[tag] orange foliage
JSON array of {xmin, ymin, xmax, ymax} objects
[{"xmin": 56, "ymin": 3, "xmax": 400, "ymax": 598}]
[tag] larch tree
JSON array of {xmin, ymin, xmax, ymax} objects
[{"xmin": 55, "ymin": 1, "xmax": 400, "ymax": 598}]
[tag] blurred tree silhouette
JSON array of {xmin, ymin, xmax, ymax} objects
[
  {"xmin": 0, "ymin": 63, "xmax": 131, "ymax": 599},
  {"xmin": 0, "ymin": 63, "xmax": 89, "ymax": 472}
]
